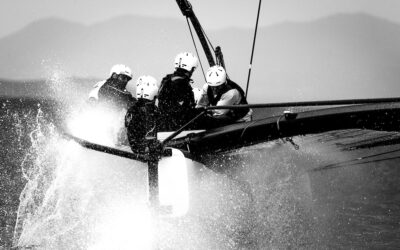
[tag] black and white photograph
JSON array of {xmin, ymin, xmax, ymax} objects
[{"xmin": 1, "ymin": 0, "xmax": 399, "ymax": 249}]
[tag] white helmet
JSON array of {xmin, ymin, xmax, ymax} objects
[
  {"xmin": 174, "ymin": 52, "xmax": 198, "ymax": 72},
  {"xmin": 136, "ymin": 75, "xmax": 159, "ymax": 101},
  {"xmin": 110, "ymin": 64, "xmax": 133, "ymax": 79},
  {"xmin": 125, "ymin": 80, "xmax": 136, "ymax": 97},
  {"xmin": 192, "ymin": 87, "xmax": 203, "ymax": 104},
  {"xmin": 206, "ymin": 65, "xmax": 227, "ymax": 87}
]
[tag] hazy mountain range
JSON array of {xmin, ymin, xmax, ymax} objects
[{"xmin": 0, "ymin": 13, "xmax": 399, "ymax": 102}]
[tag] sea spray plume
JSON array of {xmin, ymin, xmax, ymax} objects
[
  {"xmin": 0, "ymin": 101, "xmax": 52, "ymax": 248},
  {"xmin": 41, "ymin": 60, "xmax": 97, "ymax": 105},
  {"xmin": 66, "ymin": 104, "xmax": 127, "ymax": 147},
  {"xmin": 41, "ymin": 63, "xmax": 129, "ymax": 147},
  {"xmin": 13, "ymin": 135, "xmax": 154, "ymax": 248},
  {"xmin": 197, "ymin": 140, "xmax": 318, "ymax": 248},
  {"xmin": 12, "ymin": 105, "xmax": 60, "ymax": 247},
  {"xmin": 226, "ymin": 139, "xmax": 321, "ymax": 248},
  {"xmin": 12, "ymin": 104, "xmax": 155, "ymax": 248},
  {"xmin": 12, "ymin": 68, "xmax": 156, "ymax": 248}
]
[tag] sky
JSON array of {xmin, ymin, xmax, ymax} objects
[{"xmin": 1, "ymin": 0, "xmax": 400, "ymax": 39}]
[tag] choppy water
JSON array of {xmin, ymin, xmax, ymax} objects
[
  {"xmin": 1, "ymin": 97, "xmax": 400, "ymax": 249},
  {"xmin": 209, "ymin": 131, "xmax": 400, "ymax": 248}
]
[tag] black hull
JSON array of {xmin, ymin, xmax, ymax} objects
[{"xmin": 168, "ymin": 102, "xmax": 400, "ymax": 156}]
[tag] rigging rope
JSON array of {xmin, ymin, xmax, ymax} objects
[
  {"xmin": 200, "ymin": 25, "xmax": 215, "ymax": 53},
  {"xmin": 245, "ymin": 0, "xmax": 263, "ymax": 98},
  {"xmin": 198, "ymin": 17, "xmax": 231, "ymax": 79},
  {"xmin": 186, "ymin": 18, "xmax": 207, "ymax": 81}
]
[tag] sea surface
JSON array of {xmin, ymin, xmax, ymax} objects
[{"xmin": 1, "ymin": 96, "xmax": 399, "ymax": 249}]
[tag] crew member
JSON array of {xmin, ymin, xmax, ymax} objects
[
  {"xmin": 88, "ymin": 64, "xmax": 136, "ymax": 110},
  {"xmin": 197, "ymin": 65, "xmax": 252, "ymax": 128},
  {"xmin": 87, "ymin": 64, "xmax": 136, "ymax": 146},
  {"xmin": 157, "ymin": 52, "xmax": 198, "ymax": 131},
  {"xmin": 125, "ymin": 75, "xmax": 160, "ymax": 153}
]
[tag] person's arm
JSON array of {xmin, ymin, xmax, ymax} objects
[
  {"xmin": 183, "ymin": 84, "xmax": 196, "ymax": 108},
  {"xmin": 212, "ymin": 89, "xmax": 241, "ymax": 116},
  {"xmin": 87, "ymin": 80, "xmax": 106, "ymax": 102},
  {"xmin": 196, "ymin": 84, "xmax": 210, "ymax": 108}
]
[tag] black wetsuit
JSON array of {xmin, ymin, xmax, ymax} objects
[
  {"xmin": 157, "ymin": 68, "xmax": 196, "ymax": 131},
  {"xmin": 93, "ymin": 77, "xmax": 136, "ymax": 146},
  {"xmin": 97, "ymin": 77, "xmax": 136, "ymax": 110},
  {"xmin": 125, "ymin": 98, "xmax": 159, "ymax": 153}
]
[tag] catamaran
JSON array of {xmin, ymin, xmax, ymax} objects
[{"xmin": 66, "ymin": 0, "xmax": 400, "ymax": 211}]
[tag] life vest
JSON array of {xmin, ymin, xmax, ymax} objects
[{"xmin": 206, "ymin": 79, "xmax": 249, "ymax": 120}]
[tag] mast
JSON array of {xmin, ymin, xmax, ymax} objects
[{"xmin": 176, "ymin": 0, "xmax": 216, "ymax": 67}]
